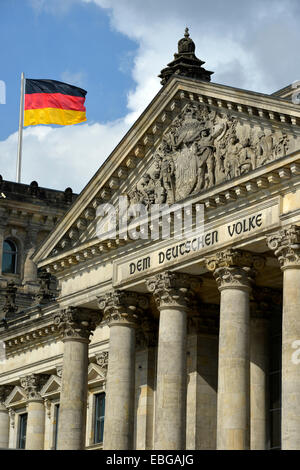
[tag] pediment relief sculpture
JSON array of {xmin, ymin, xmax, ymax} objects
[{"xmin": 128, "ymin": 103, "xmax": 298, "ymax": 207}]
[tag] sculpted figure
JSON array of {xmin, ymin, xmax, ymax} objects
[
  {"xmin": 224, "ymin": 135, "xmax": 243, "ymax": 179},
  {"xmin": 139, "ymin": 174, "xmax": 155, "ymax": 207},
  {"xmin": 238, "ymin": 138, "xmax": 256, "ymax": 174},
  {"xmin": 194, "ymin": 128, "xmax": 216, "ymax": 190},
  {"xmin": 255, "ymin": 131, "xmax": 274, "ymax": 167}
]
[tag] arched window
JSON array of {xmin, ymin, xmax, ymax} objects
[{"xmin": 2, "ymin": 240, "xmax": 17, "ymax": 274}]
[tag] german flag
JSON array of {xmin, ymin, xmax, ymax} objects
[{"xmin": 24, "ymin": 79, "xmax": 87, "ymax": 126}]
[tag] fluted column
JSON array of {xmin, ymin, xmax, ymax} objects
[
  {"xmin": 54, "ymin": 307, "xmax": 99, "ymax": 450},
  {"xmin": 268, "ymin": 225, "xmax": 300, "ymax": 450},
  {"xmin": 206, "ymin": 250, "xmax": 264, "ymax": 450},
  {"xmin": 146, "ymin": 271, "xmax": 199, "ymax": 450},
  {"xmin": 0, "ymin": 386, "xmax": 13, "ymax": 448},
  {"xmin": 20, "ymin": 374, "xmax": 49, "ymax": 450},
  {"xmin": 98, "ymin": 291, "xmax": 148, "ymax": 450}
]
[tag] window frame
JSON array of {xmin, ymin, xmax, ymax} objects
[
  {"xmin": 17, "ymin": 412, "xmax": 28, "ymax": 449},
  {"xmin": 93, "ymin": 392, "xmax": 105, "ymax": 445},
  {"xmin": 2, "ymin": 239, "xmax": 18, "ymax": 275}
]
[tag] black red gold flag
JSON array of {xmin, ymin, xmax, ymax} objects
[{"xmin": 24, "ymin": 79, "xmax": 87, "ymax": 126}]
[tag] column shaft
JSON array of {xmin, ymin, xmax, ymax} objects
[
  {"xmin": 0, "ymin": 404, "xmax": 9, "ymax": 448},
  {"xmin": 26, "ymin": 400, "xmax": 45, "ymax": 450},
  {"xmin": 155, "ymin": 306, "xmax": 187, "ymax": 450},
  {"xmin": 57, "ymin": 339, "xmax": 89, "ymax": 450},
  {"xmin": 217, "ymin": 287, "xmax": 250, "ymax": 450},
  {"xmin": 282, "ymin": 268, "xmax": 300, "ymax": 449},
  {"xmin": 103, "ymin": 324, "xmax": 135, "ymax": 449},
  {"xmin": 250, "ymin": 318, "xmax": 269, "ymax": 450}
]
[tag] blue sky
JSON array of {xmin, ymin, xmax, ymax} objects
[
  {"xmin": 0, "ymin": 0, "xmax": 137, "ymax": 140},
  {"xmin": 1, "ymin": 0, "xmax": 300, "ymax": 193}
]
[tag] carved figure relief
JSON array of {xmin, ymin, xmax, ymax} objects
[{"xmin": 129, "ymin": 103, "xmax": 297, "ymax": 206}]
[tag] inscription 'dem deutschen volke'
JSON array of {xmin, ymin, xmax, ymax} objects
[{"xmin": 129, "ymin": 213, "xmax": 263, "ymax": 276}]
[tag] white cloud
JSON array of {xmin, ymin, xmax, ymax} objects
[{"xmin": 2, "ymin": 0, "xmax": 300, "ymax": 193}]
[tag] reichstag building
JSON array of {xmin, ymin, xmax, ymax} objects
[{"xmin": 1, "ymin": 30, "xmax": 300, "ymax": 450}]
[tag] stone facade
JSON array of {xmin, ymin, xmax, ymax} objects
[{"xmin": 1, "ymin": 31, "xmax": 300, "ymax": 450}]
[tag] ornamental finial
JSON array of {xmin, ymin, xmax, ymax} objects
[{"xmin": 184, "ymin": 27, "xmax": 190, "ymax": 38}]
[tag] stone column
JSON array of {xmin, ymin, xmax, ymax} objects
[
  {"xmin": 206, "ymin": 250, "xmax": 264, "ymax": 450},
  {"xmin": 54, "ymin": 307, "xmax": 99, "ymax": 450},
  {"xmin": 20, "ymin": 374, "xmax": 49, "ymax": 450},
  {"xmin": 0, "ymin": 386, "xmax": 13, "ymax": 448},
  {"xmin": 98, "ymin": 291, "xmax": 148, "ymax": 450},
  {"xmin": 146, "ymin": 271, "xmax": 199, "ymax": 450},
  {"xmin": 267, "ymin": 225, "xmax": 300, "ymax": 450},
  {"xmin": 134, "ymin": 316, "xmax": 157, "ymax": 450},
  {"xmin": 250, "ymin": 315, "xmax": 269, "ymax": 450}
]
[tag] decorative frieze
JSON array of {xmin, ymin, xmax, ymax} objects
[
  {"xmin": 98, "ymin": 291, "xmax": 149, "ymax": 327},
  {"xmin": 146, "ymin": 271, "xmax": 200, "ymax": 309},
  {"xmin": 54, "ymin": 306, "xmax": 100, "ymax": 341},
  {"xmin": 267, "ymin": 225, "xmax": 300, "ymax": 269}
]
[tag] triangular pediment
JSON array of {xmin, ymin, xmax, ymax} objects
[
  {"xmin": 88, "ymin": 363, "xmax": 106, "ymax": 385},
  {"xmin": 5, "ymin": 385, "xmax": 27, "ymax": 407},
  {"xmin": 40, "ymin": 374, "xmax": 61, "ymax": 397},
  {"xmin": 33, "ymin": 75, "xmax": 300, "ymax": 271}
]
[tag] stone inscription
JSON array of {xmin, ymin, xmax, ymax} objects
[{"xmin": 115, "ymin": 205, "xmax": 277, "ymax": 284}]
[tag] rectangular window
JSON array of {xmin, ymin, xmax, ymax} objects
[
  {"xmin": 94, "ymin": 393, "xmax": 105, "ymax": 444},
  {"xmin": 18, "ymin": 413, "xmax": 27, "ymax": 449},
  {"xmin": 54, "ymin": 404, "xmax": 60, "ymax": 450}
]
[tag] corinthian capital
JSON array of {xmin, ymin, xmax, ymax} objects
[
  {"xmin": 20, "ymin": 374, "xmax": 49, "ymax": 401},
  {"xmin": 98, "ymin": 290, "xmax": 149, "ymax": 327},
  {"xmin": 54, "ymin": 307, "xmax": 100, "ymax": 342},
  {"xmin": 206, "ymin": 249, "xmax": 265, "ymax": 291},
  {"xmin": 146, "ymin": 271, "xmax": 200, "ymax": 309},
  {"xmin": 267, "ymin": 225, "xmax": 300, "ymax": 269}
]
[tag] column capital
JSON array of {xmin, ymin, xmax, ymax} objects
[
  {"xmin": 206, "ymin": 249, "xmax": 265, "ymax": 292},
  {"xmin": 20, "ymin": 374, "xmax": 49, "ymax": 402},
  {"xmin": 54, "ymin": 306, "xmax": 100, "ymax": 342},
  {"xmin": 98, "ymin": 290, "xmax": 149, "ymax": 327},
  {"xmin": 146, "ymin": 271, "xmax": 200, "ymax": 310},
  {"xmin": 267, "ymin": 225, "xmax": 300, "ymax": 270},
  {"xmin": 0, "ymin": 385, "xmax": 13, "ymax": 406}
]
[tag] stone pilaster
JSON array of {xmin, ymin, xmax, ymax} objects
[
  {"xmin": 146, "ymin": 271, "xmax": 199, "ymax": 450},
  {"xmin": 206, "ymin": 249, "xmax": 264, "ymax": 450},
  {"xmin": 23, "ymin": 228, "xmax": 39, "ymax": 292},
  {"xmin": 20, "ymin": 374, "xmax": 49, "ymax": 450},
  {"xmin": 98, "ymin": 290, "xmax": 148, "ymax": 450},
  {"xmin": 54, "ymin": 306, "xmax": 99, "ymax": 450},
  {"xmin": 267, "ymin": 225, "xmax": 300, "ymax": 450},
  {"xmin": 0, "ymin": 385, "xmax": 13, "ymax": 448}
]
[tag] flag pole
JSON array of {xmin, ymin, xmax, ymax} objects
[{"xmin": 16, "ymin": 72, "xmax": 25, "ymax": 183}]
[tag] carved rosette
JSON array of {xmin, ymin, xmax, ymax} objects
[
  {"xmin": 146, "ymin": 271, "xmax": 200, "ymax": 310},
  {"xmin": 98, "ymin": 291, "xmax": 149, "ymax": 327},
  {"xmin": 20, "ymin": 374, "xmax": 49, "ymax": 402},
  {"xmin": 267, "ymin": 225, "xmax": 300, "ymax": 270},
  {"xmin": 0, "ymin": 385, "xmax": 13, "ymax": 406},
  {"xmin": 54, "ymin": 307, "xmax": 100, "ymax": 342},
  {"xmin": 206, "ymin": 249, "xmax": 265, "ymax": 292}
]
